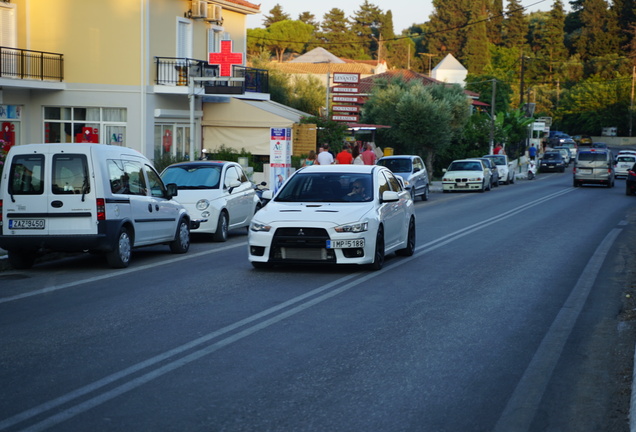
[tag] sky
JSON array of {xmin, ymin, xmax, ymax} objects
[{"xmin": 246, "ymin": 0, "xmax": 555, "ymax": 34}]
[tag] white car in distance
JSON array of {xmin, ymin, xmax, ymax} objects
[
  {"xmin": 442, "ymin": 159, "xmax": 492, "ymax": 192},
  {"xmin": 248, "ymin": 165, "xmax": 416, "ymax": 270}
]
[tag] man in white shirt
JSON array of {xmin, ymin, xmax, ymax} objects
[{"xmin": 316, "ymin": 145, "xmax": 334, "ymax": 165}]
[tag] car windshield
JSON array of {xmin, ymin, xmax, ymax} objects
[
  {"xmin": 448, "ymin": 161, "xmax": 482, "ymax": 171},
  {"xmin": 275, "ymin": 172, "xmax": 373, "ymax": 203},
  {"xmin": 161, "ymin": 165, "xmax": 222, "ymax": 189},
  {"xmin": 484, "ymin": 156, "xmax": 506, "ymax": 165},
  {"xmin": 377, "ymin": 158, "xmax": 412, "ymax": 173}
]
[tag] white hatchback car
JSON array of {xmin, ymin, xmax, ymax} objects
[
  {"xmin": 442, "ymin": 159, "xmax": 492, "ymax": 192},
  {"xmin": 248, "ymin": 165, "xmax": 416, "ymax": 270},
  {"xmin": 615, "ymin": 154, "xmax": 636, "ymax": 178},
  {"xmin": 161, "ymin": 161, "xmax": 260, "ymax": 241}
]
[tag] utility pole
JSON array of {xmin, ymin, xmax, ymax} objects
[
  {"xmin": 631, "ymin": 65, "xmax": 635, "ymax": 137},
  {"xmin": 519, "ymin": 54, "xmax": 526, "ymax": 108}
]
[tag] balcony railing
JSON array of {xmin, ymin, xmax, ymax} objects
[
  {"xmin": 155, "ymin": 57, "xmax": 268, "ymax": 94},
  {"xmin": 0, "ymin": 47, "xmax": 64, "ymax": 81}
]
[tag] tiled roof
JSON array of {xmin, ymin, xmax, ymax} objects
[
  {"xmin": 225, "ymin": 0, "xmax": 260, "ymax": 10},
  {"xmin": 266, "ymin": 62, "xmax": 377, "ymax": 75}
]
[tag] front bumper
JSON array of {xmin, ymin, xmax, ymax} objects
[{"xmin": 248, "ymin": 223, "xmax": 376, "ymax": 266}]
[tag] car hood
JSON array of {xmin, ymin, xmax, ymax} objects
[
  {"xmin": 255, "ymin": 201, "xmax": 373, "ymax": 224},
  {"xmin": 170, "ymin": 189, "xmax": 226, "ymax": 205}
]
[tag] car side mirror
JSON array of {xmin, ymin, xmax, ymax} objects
[
  {"xmin": 262, "ymin": 190, "xmax": 273, "ymax": 200},
  {"xmin": 226, "ymin": 179, "xmax": 241, "ymax": 193},
  {"xmin": 166, "ymin": 183, "xmax": 178, "ymax": 199},
  {"xmin": 381, "ymin": 190, "xmax": 399, "ymax": 202}
]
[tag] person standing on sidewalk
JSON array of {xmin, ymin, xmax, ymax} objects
[
  {"xmin": 529, "ymin": 143, "xmax": 537, "ymax": 161},
  {"xmin": 335, "ymin": 143, "xmax": 353, "ymax": 165},
  {"xmin": 316, "ymin": 145, "xmax": 334, "ymax": 165},
  {"xmin": 361, "ymin": 143, "xmax": 377, "ymax": 165}
]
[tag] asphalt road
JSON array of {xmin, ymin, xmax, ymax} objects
[{"xmin": 0, "ymin": 169, "xmax": 634, "ymax": 431}]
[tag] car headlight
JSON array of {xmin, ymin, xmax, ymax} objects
[
  {"xmin": 335, "ymin": 222, "xmax": 368, "ymax": 233},
  {"xmin": 250, "ymin": 222, "xmax": 271, "ymax": 232},
  {"xmin": 196, "ymin": 199, "xmax": 210, "ymax": 211},
  {"xmin": 467, "ymin": 177, "xmax": 481, "ymax": 181}
]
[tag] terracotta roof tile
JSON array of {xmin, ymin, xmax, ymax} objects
[{"xmin": 224, "ymin": 0, "xmax": 260, "ymax": 10}]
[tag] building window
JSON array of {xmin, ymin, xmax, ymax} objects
[
  {"xmin": 154, "ymin": 124, "xmax": 191, "ymax": 161},
  {"xmin": 44, "ymin": 107, "xmax": 127, "ymax": 145}
]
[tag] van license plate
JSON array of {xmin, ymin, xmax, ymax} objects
[
  {"xmin": 326, "ymin": 239, "xmax": 365, "ymax": 249},
  {"xmin": 9, "ymin": 219, "xmax": 45, "ymax": 229}
]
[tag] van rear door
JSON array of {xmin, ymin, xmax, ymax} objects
[
  {"xmin": 4, "ymin": 151, "xmax": 49, "ymax": 235},
  {"xmin": 48, "ymin": 152, "xmax": 97, "ymax": 236}
]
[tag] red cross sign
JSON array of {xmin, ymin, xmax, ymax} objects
[{"xmin": 208, "ymin": 40, "xmax": 243, "ymax": 77}]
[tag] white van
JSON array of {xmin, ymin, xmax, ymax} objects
[{"xmin": 0, "ymin": 143, "xmax": 193, "ymax": 269}]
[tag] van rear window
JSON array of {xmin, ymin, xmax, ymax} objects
[
  {"xmin": 52, "ymin": 154, "xmax": 90, "ymax": 194},
  {"xmin": 8, "ymin": 155, "xmax": 44, "ymax": 195},
  {"xmin": 578, "ymin": 152, "xmax": 607, "ymax": 162}
]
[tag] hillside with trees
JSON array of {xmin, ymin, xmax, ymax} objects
[{"xmin": 247, "ymin": 1, "xmax": 636, "ymax": 173}]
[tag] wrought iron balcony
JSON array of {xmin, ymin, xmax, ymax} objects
[
  {"xmin": 0, "ymin": 46, "xmax": 64, "ymax": 81},
  {"xmin": 155, "ymin": 57, "xmax": 268, "ymax": 94}
]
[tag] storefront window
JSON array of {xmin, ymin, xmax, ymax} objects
[{"xmin": 44, "ymin": 107, "xmax": 126, "ymax": 145}]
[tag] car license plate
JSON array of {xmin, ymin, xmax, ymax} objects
[
  {"xmin": 9, "ymin": 219, "xmax": 45, "ymax": 229},
  {"xmin": 580, "ymin": 168, "xmax": 592, "ymax": 174},
  {"xmin": 326, "ymin": 239, "xmax": 365, "ymax": 249},
  {"xmin": 456, "ymin": 182, "xmax": 467, "ymax": 187}
]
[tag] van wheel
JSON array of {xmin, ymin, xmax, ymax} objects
[
  {"xmin": 8, "ymin": 250, "xmax": 36, "ymax": 270},
  {"xmin": 213, "ymin": 211, "xmax": 229, "ymax": 242},
  {"xmin": 169, "ymin": 218, "xmax": 190, "ymax": 254},
  {"xmin": 368, "ymin": 227, "xmax": 385, "ymax": 271},
  {"xmin": 107, "ymin": 227, "xmax": 132, "ymax": 268}
]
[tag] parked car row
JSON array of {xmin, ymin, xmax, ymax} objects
[
  {"xmin": 441, "ymin": 154, "xmax": 515, "ymax": 193},
  {"xmin": 0, "ymin": 144, "xmax": 261, "ymax": 269}
]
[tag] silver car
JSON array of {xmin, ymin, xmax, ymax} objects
[{"xmin": 377, "ymin": 155, "xmax": 430, "ymax": 201}]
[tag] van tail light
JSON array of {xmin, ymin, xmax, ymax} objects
[
  {"xmin": 96, "ymin": 198, "xmax": 106, "ymax": 221},
  {"xmin": 0, "ymin": 199, "xmax": 3, "ymax": 224}
]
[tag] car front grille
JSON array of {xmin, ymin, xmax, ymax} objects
[{"xmin": 271, "ymin": 227, "xmax": 336, "ymax": 263}]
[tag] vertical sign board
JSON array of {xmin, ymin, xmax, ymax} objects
[{"xmin": 270, "ymin": 127, "xmax": 292, "ymax": 194}]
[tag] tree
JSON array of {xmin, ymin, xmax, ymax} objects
[
  {"xmin": 487, "ymin": 0, "xmax": 505, "ymax": 45},
  {"xmin": 350, "ymin": 1, "xmax": 386, "ymax": 59},
  {"xmin": 466, "ymin": 75, "xmax": 513, "ymax": 114},
  {"xmin": 362, "ymin": 79, "xmax": 471, "ymax": 175},
  {"xmin": 464, "ymin": 0, "xmax": 491, "ymax": 73},
  {"xmin": 317, "ymin": 9, "xmax": 364, "ymax": 58},
  {"xmin": 503, "ymin": 0, "xmax": 527, "ymax": 49},
  {"xmin": 288, "ymin": 75, "xmax": 326, "ymax": 116},
  {"xmin": 266, "ymin": 20, "xmax": 315, "ymax": 62},
  {"xmin": 300, "ymin": 116, "xmax": 348, "ymax": 148},
  {"xmin": 263, "ymin": 4, "xmax": 291, "ymax": 28},
  {"xmin": 267, "ymin": 72, "xmax": 326, "ymax": 117},
  {"xmin": 298, "ymin": 11, "xmax": 319, "ymax": 28},
  {"xmin": 576, "ymin": 0, "xmax": 620, "ymax": 60},
  {"xmin": 427, "ymin": 0, "xmax": 472, "ymax": 58},
  {"xmin": 557, "ymin": 75, "xmax": 631, "ymax": 134},
  {"xmin": 246, "ymin": 28, "xmax": 269, "ymax": 57},
  {"xmin": 496, "ymin": 109, "xmax": 535, "ymax": 158}
]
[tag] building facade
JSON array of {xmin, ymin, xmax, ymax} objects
[{"xmin": 0, "ymin": 0, "xmax": 270, "ymax": 163}]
